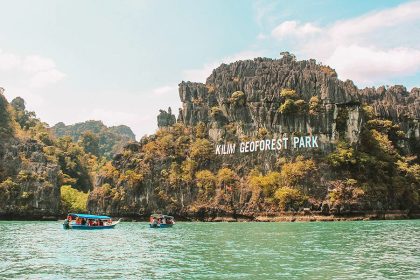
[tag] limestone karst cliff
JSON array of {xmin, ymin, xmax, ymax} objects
[
  {"xmin": 0, "ymin": 52, "xmax": 419, "ymax": 220},
  {"xmin": 88, "ymin": 53, "xmax": 419, "ymax": 220},
  {"xmin": 0, "ymin": 89, "xmax": 61, "ymax": 218},
  {"xmin": 51, "ymin": 120, "xmax": 136, "ymax": 159}
]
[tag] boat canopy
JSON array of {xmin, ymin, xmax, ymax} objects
[
  {"xmin": 68, "ymin": 213, "xmax": 111, "ymax": 220},
  {"xmin": 150, "ymin": 214, "xmax": 174, "ymax": 219}
]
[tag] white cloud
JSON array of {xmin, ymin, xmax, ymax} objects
[
  {"xmin": 88, "ymin": 108, "xmax": 145, "ymax": 125},
  {"xmin": 256, "ymin": 33, "xmax": 267, "ymax": 40},
  {"xmin": 0, "ymin": 51, "xmax": 20, "ymax": 70},
  {"xmin": 269, "ymin": 1, "xmax": 420, "ymax": 86},
  {"xmin": 271, "ymin": 21, "xmax": 321, "ymax": 39},
  {"xmin": 326, "ymin": 45, "xmax": 420, "ymax": 84},
  {"xmin": 22, "ymin": 55, "xmax": 57, "ymax": 73},
  {"xmin": 0, "ymin": 49, "xmax": 65, "ymax": 89},
  {"xmin": 152, "ymin": 85, "xmax": 177, "ymax": 96},
  {"xmin": 86, "ymin": 108, "xmax": 152, "ymax": 139},
  {"xmin": 329, "ymin": 1, "xmax": 420, "ymax": 40},
  {"xmin": 253, "ymin": 0, "xmax": 280, "ymax": 27},
  {"xmin": 183, "ymin": 50, "xmax": 264, "ymax": 82}
]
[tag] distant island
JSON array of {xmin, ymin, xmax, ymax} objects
[{"xmin": 0, "ymin": 52, "xmax": 419, "ymax": 221}]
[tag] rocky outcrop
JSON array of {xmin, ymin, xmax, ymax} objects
[
  {"xmin": 0, "ymin": 93, "xmax": 61, "ymax": 218},
  {"xmin": 87, "ymin": 52, "xmax": 419, "ymax": 220},
  {"xmin": 360, "ymin": 85, "xmax": 419, "ymax": 155},
  {"xmin": 51, "ymin": 120, "xmax": 136, "ymax": 159},
  {"xmin": 177, "ymin": 53, "xmax": 417, "ymax": 152},
  {"xmin": 157, "ymin": 107, "xmax": 176, "ymax": 128},
  {"xmin": 0, "ymin": 139, "xmax": 61, "ymax": 218}
]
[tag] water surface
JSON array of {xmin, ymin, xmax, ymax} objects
[{"xmin": 0, "ymin": 220, "xmax": 419, "ymax": 279}]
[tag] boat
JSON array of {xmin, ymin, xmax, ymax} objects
[
  {"xmin": 149, "ymin": 214, "xmax": 175, "ymax": 228},
  {"xmin": 63, "ymin": 213, "xmax": 121, "ymax": 230}
]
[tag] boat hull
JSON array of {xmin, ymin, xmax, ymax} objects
[
  {"xmin": 64, "ymin": 224, "xmax": 117, "ymax": 230},
  {"xmin": 149, "ymin": 223, "xmax": 174, "ymax": 228},
  {"xmin": 63, "ymin": 219, "xmax": 121, "ymax": 230}
]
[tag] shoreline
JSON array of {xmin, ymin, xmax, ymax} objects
[{"xmin": 1, "ymin": 210, "xmax": 419, "ymax": 222}]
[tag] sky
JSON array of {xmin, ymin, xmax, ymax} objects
[{"xmin": 0, "ymin": 0, "xmax": 419, "ymax": 139}]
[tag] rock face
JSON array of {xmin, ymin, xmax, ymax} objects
[
  {"xmin": 51, "ymin": 120, "xmax": 136, "ymax": 159},
  {"xmin": 360, "ymin": 85, "xmax": 419, "ymax": 155},
  {"xmin": 0, "ymin": 92, "xmax": 61, "ymax": 218},
  {"xmin": 87, "ymin": 53, "xmax": 419, "ymax": 219},
  {"xmin": 0, "ymin": 140, "xmax": 61, "ymax": 218},
  {"xmin": 177, "ymin": 53, "xmax": 418, "ymax": 153},
  {"xmin": 157, "ymin": 107, "xmax": 176, "ymax": 128},
  {"xmin": 178, "ymin": 54, "xmax": 358, "ymax": 151}
]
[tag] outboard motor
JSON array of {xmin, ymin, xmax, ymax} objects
[{"xmin": 63, "ymin": 219, "xmax": 70, "ymax": 229}]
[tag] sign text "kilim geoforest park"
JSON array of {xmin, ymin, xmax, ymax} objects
[{"xmin": 215, "ymin": 134, "xmax": 319, "ymax": 155}]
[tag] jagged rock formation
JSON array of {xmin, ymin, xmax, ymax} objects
[
  {"xmin": 178, "ymin": 53, "xmax": 418, "ymax": 152},
  {"xmin": 87, "ymin": 53, "xmax": 419, "ymax": 220},
  {"xmin": 51, "ymin": 120, "xmax": 136, "ymax": 159},
  {"xmin": 360, "ymin": 85, "xmax": 419, "ymax": 155},
  {"xmin": 0, "ymin": 91, "xmax": 61, "ymax": 218},
  {"xmin": 157, "ymin": 107, "xmax": 176, "ymax": 128}
]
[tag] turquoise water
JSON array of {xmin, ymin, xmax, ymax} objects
[{"xmin": 0, "ymin": 220, "xmax": 419, "ymax": 279}]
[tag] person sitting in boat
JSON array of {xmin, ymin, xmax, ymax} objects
[
  {"xmin": 81, "ymin": 218, "xmax": 86, "ymax": 225},
  {"xmin": 151, "ymin": 217, "xmax": 158, "ymax": 226}
]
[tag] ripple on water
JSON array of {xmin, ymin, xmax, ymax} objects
[{"xmin": 0, "ymin": 220, "xmax": 419, "ymax": 279}]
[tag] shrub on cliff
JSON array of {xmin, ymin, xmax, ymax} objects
[
  {"xmin": 248, "ymin": 171, "xmax": 281, "ymax": 198},
  {"xmin": 0, "ymin": 178, "xmax": 19, "ymax": 201},
  {"xmin": 216, "ymin": 168, "xmax": 238, "ymax": 189},
  {"xmin": 319, "ymin": 65, "xmax": 337, "ymax": 77},
  {"xmin": 274, "ymin": 187, "xmax": 305, "ymax": 211},
  {"xmin": 79, "ymin": 131, "xmax": 100, "ymax": 157},
  {"xmin": 10, "ymin": 96, "xmax": 40, "ymax": 131},
  {"xmin": 55, "ymin": 136, "xmax": 93, "ymax": 192},
  {"xmin": 328, "ymin": 179, "xmax": 365, "ymax": 209},
  {"xmin": 278, "ymin": 99, "xmax": 297, "ymax": 114},
  {"xmin": 210, "ymin": 106, "xmax": 223, "ymax": 117},
  {"xmin": 278, "ymin": 89, "xmax": 305, "ymax": 114},
  {"xmin": 181, "ymin": 159, "xmax": 197, "ymax": 185},
  {"xmin": 279, "ymin": 158, "xmax": 316, "ymax": 187},
  {"xmin": 295, "ymin": 99, "xmax": 308, "ymax": 113},
  {"xmin": 196, "ymin": 170, "xmax": 216, "ymax": 189},
  {"xmin": 195, "ymin": 170, "xmax": 216, "ymax": 197},
  {"xmin": 190, "ymin": 138, "xmax": 213, "ymax": 163},
  {"xmin": 60, "ymin": 185, "xmax": 88, "ymax": 213},
  {"xmin": 0, "ymin": 93, "xmax": 18, "ymax": 137},
  {"xmin": 229, "ymin": 91, "xmax": 246, "ymax": 106},
  {"xmin": 309, "ymin": 96, "xmax": 321, "ymax": 115},
  {"xmin": 280, "ymin": 89, "xmax": 297, "ymax": 99}
]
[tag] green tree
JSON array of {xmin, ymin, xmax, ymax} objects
[
  {"xmin": 190, "ymin": 138, "xmax": 213, "ymax": 162},
  {"xmin": 216, "ymin": 167, "xmax": 238, "ymax": 189},
  {"xmin": 195, "ymin": 170, "xmax": 216, "ymax": 191},
  {"xmin": 274, "ymin": 187, "xmax": 305, "ymax": 211},
  {"xmin": 60, "ymin": 185, "xmax": 88, "ymax": 213},
  {"xmin": 280, "ymin": 89, "xmax": 297, "ymax": 99},
  {"xmin": 278, "ymin": 99, "xmax": 297, "ymax": 114},
  {"xmin": 79, "ymin": 131, "xmax": 100, "ymax": 157}
]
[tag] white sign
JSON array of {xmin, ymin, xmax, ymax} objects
[{"xmin": 215, "ymin": 135, "xmax": 319, "ymax": 155}]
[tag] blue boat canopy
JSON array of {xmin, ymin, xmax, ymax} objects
[{"xmin": 68, "ymin": 213, "xmax": 111, "ymax": 219}]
